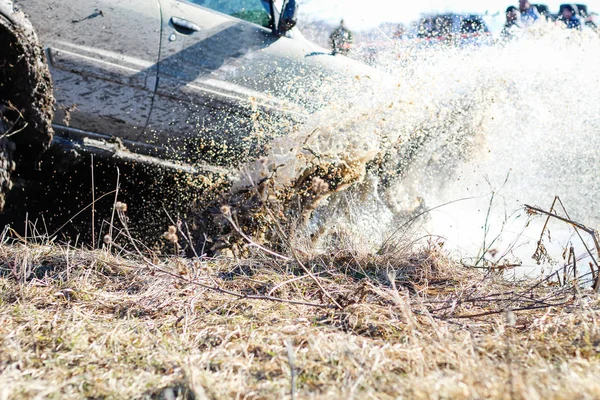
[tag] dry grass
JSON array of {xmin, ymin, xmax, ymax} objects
[{"xmin": 0, "ymin": 238, "xmax": 599, "ymax": 400}]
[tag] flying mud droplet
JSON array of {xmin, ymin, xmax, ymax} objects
[{"xmin": 190, "ymin": 25, "xmax": 600, "ymax": 257}]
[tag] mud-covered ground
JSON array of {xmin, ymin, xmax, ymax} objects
[{"xmin": 0, "ymin": 146, "xmax": 226, "ymax": 251}]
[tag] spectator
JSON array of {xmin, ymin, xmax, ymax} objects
[
  {"xmin": 519, "ymin": 0, "xmax": 540, "ymax": 26},
  {"xmin": 330, "ymin": 19, "xmax": 354, "ymax": 55},
  {"xmin": 559, "ymin": 4, "xmax": 583, "ymax": 30},
  {"xmin": 502, "ymin": 5, "xmax": 524, "ymax": 38}
]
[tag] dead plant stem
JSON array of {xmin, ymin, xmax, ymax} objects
[
  {"xmin": 91, "ymin": 155, "xmax": 96, "ymax": 249},
  {"xmin": 108, "ymin": 167, "xmax": 120, "ymax": 252}
]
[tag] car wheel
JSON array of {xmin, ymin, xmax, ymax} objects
[{"xmin": 0, "ymin": 6, "xmax": 53, "ymax": 210}]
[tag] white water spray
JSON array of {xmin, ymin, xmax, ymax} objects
[{"xmin": 231, "ymin": 26, "xmax": 600, "ymax": 274}]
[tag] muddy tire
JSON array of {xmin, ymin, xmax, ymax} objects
[{"xmin": 0, "ymin": 3, "xmax": 53, "ymax": 210}]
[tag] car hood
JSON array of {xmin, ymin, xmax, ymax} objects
[{"xmin": 203, "ymin": 28, "xmax": 395, "ymax": 116}]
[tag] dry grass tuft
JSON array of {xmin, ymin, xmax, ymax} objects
[{"xmin": 0, "ymin": 240, "xmax": 599, "ymax": 399}]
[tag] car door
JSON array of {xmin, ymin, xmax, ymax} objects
[
  {"xmin": 16, "ymin": 0, "xmax": 161, "ymax": 143},
  {"xmin": 143, "ymin": 0, "xmax": 287, "ymax": 165}
]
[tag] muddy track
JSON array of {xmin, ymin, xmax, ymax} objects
[{"xmin": 1, "ymin": 148, "xmax": 219, "ymax": 249}]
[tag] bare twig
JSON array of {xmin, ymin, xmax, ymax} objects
[
  {"xmin": 150, "ymin": 261, "xmax": 333, "ymax": 309},
  {"xmin": 286, "ymin": 340, "xmax": 297, "ymax": 400},
  {"xmin": 0, "ymin": 102, "xmax": 28, "ymax": 138},
  {"xmin": 448, "ymin": 300, "xmax": 572, "ymax": 319},
  {"xmin": 111, "ymin": 208, "xmax": 333, "ymax": 310},
  {"xmin": 222, "ymin": 211, "xmax": 292, "ymax": 262},
  {"xmin": 51, "ymin": 190, "xmax": 117, "ymax": 237},
  {"xmin": 108, "ymin": 167, "xmax": 120, "ymax": 252},
  {"xmin": 525, "ymin": 203, "xmax": 600, "ymax": 292},
  {"xmin": 91, "ymin": 155, "xmax": 96, "ymax": 249},
  {"xmin": 267, "ymin": 271, "xmax": 326, "ymax": 296},
  {"xmin": 262, "ymin": 206, "xmax": 344, "ymax": 310},
  {"xmin": 555, "ymin": 197, "xmax": 599, "ymax": 271},
  {"xmin": 380, "ymin": 195, "xmax": 485, "ymax": 253},
  {"xmin": 24, "ymin": 212, "xmax": 28, "ymax": 243},
  {"xmin": 571, "ymin": 246, "xmax": 577, "ymax": 286}
]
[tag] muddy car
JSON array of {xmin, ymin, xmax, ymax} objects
[{"xmin": 0, "ymin": 0, "xmax": 384, "ymax": 210}]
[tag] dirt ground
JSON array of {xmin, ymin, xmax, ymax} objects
[
  {"xmin": 0, "ymin": 145, "xmax": 223, "ymax": 251},
  {"xmin": 1, "ymin": 238, "xmax": 599, "ymax": 400}
]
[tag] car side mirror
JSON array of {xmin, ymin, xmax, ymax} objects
[{"xmin": 278, "ymin": 0, "xmax": 298, "ymax": 34}]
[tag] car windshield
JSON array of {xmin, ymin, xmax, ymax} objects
[{"xmin": 189, "ymin": 0, "xmax": 273, "ymax": 28}]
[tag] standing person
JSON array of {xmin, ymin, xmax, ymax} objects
[
  {"xmin": 501, "ymin": 6, "xmax": 524, "ymax": 38},
  {"xmin": 559, "ymin": 4, "xmax": 583, "ymax": 30},
  {"xmin": 330, "ymin": 19, "xmax": 354, "ymax": 55},
  {"xmin": 519, "ymin": 0, "xmax": 540, "ymax": 26}
]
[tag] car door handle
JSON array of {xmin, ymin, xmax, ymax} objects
[{"xmin": 170, "ymin": 17, "xmax": 201, "ymax": 34}]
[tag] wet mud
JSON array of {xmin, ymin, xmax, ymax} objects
[
  {"xmin": 0, "ymin": 7, "xmax": 53, "ymax": 209},
  {"xmin": 0, "ymin": 145, "xmax": 227, "ymax": 251}
]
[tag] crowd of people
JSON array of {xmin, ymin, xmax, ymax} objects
[
  {"xmin": 329, "ymin": 1, "xmax": 591, "ymax": 56},
  {"xmin": 502, "ymin": 1, "xmax": 586, "ymax": 38}
]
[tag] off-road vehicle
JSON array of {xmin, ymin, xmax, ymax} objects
[{"xmin": 0, "ymin": 0, "xmax": 380, "ymax": 208}]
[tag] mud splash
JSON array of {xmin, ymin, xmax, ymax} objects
[
  {"xmin": 205, "ymin": 25, "xmax": 600, "ymax": 261},
  {"xmin": 403, "ymin": 28, "xmax": 600, "ymax": 269},
  {"xmin": 5, "ymin": 23, "xmax": 598, "ymax": 263}
]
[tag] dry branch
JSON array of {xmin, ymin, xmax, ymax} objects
[{"xmin": 525, "ymin": 202, "xmax": 600, "ymax": 292}]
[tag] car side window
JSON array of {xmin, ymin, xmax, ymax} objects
[{"xmin": 189, "ymin": 0, "xmax": 273, "ymax": 28}]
